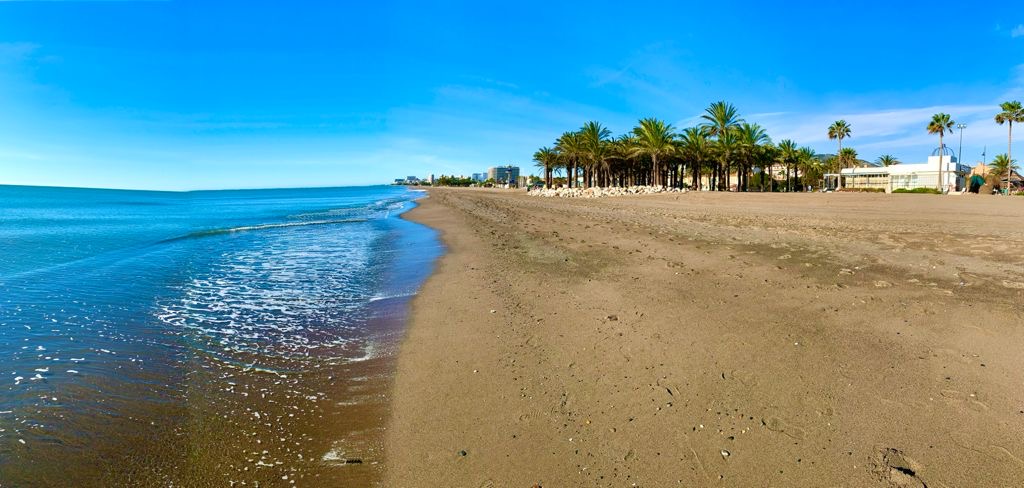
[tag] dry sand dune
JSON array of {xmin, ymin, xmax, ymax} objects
[{"xmin": 387, "ymin": 188, "xmax": 1024, "ymax": 487}]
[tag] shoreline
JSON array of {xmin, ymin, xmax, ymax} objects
[{"xmin": 386, "ymin": 188, "xmax": 1024, "ymax": 486}]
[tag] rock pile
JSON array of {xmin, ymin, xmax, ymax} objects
[{"xmin": 528, "ymin": 186, "xmax": 687, "ymax": 198}]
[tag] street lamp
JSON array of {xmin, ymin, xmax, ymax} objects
[
  {"xmin": 956, "ymin": 123, "xmax": 967, "ymax": 192},
  {"xmin": 956, "ymin": 123, "xmax": 967, "ymax": 165}
]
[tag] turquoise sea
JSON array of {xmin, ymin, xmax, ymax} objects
[{"xmin": 0, "ymin": 184, "xmax": 441, "ymax": 485}]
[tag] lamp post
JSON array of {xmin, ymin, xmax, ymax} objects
[
  {"xmin": 956, "ymin": 124, "xmax": 966, "ymax": 191},
  {"xmin": 956, "ymin": 124, "xmax": 966, "ymax": 165}
]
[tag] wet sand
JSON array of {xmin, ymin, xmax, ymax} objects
[{"xmin": 388, "ymin": 188, "xmax": 1024, "ymax": 487}]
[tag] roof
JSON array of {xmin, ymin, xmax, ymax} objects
[{"xmin": 839, "ymin": 160, "xmax": 971, "ymax": 176}]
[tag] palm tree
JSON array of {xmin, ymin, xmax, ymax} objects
[
  {"xmin": 631, "ymin": 118, "xmax": 677, "ymax": 188},
  {"xmin": 995, "ymin": 101, "xmax": 1024, "ymax": 195},
  {"xmin": 988, "ymin": 154, "xmax": 1019, "ymax": 192},
  {"xmin": 797, "ymin": 147, "xmax": 819, "ymax": 190},
  {"xmin": 837, "ymin": 147, "xmax": 859, "ymax": 174},
  {"xmin": 776, "ymin": 139, "xmax": 799, "ymax": 192},
  {"xmin": 555, "ymin": 131, "xmax": 584, "ymax": 188},
  {"xmin": 827, "ymin": 120, "xmax": 852, "ymax": 188},
  {"xmin": 533, "ymin": 146, "xmax": 559, "ymax": 188},
  {"xmin": 927, "ymin": 113, "xmax": 955, "ymax": 191},
  {"xmin": 714, "ymin": 128, "xmax": 741, "ymax": 191},
  {"xmin": 876, "ymin": 154, "xmax": 900, "ymax": 167},
  {"xmin": 579, "ymin": 121, "xmax": 612, "ymax": 188},
  {"xmin": 735, "ymin": 123, "xmax": 770, "ymax": 191},
  {"xmin": 607, "ymin": 135, "xmax": 635, "ymax": 187},
  {"xmin": 678, "ymin": 127, "xmax": 711, "ymax": 190},
  {"xmin": 701, "ymin": 102, "xmax": 744, "ymax": 191}
]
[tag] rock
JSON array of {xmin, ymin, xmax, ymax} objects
[
  {"xmin": 721, "ymin": 449, "xmax": 731, "ymax": 458},
  {"xmin": 528, "ymin": 185, "xmax": 688, "ymax": 199},
  {"xmin": 606, "ymin": 314, "xmax": 618, "ymax": 321}
]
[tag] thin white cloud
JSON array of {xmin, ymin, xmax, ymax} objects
[
  {"xmin": 1012, "ymin": 24, "xmax": 1024, "ymax": 38},
  {"xmin": 0, "ymin": 42, "xmax": 39, "ymax": 64}
]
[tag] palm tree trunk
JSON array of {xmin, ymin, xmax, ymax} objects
[
  {"xmin": 652, "ymin": 155, "xmax": 659, "ymax": 188},
  {"xmin": 837, "ymin": 139, "xmax": 843, "ymax": 190},
  {"xmin": 938, "ymin": 134, "xmax": 944, "ymax": 192},
  {"xmin": 1009, "ymin": 122, "xmax": 1014, "ymax": 195}
]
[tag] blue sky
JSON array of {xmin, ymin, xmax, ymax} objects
[{"xmin": 1, "ymin": 1, "xmax": 1022, "ymax": 190}]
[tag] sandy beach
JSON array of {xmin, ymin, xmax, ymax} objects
[{"xmin": 387, "ymin": 188, "xmax": 1024, "ymax": 487}]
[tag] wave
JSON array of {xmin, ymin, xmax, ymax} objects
[{"xmin": 159, "ymin": 218, "xmax": 368, "ymax": 243}]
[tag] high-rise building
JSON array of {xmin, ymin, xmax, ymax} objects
[
  {"xmin": 487, "ymin": 165, "xmax": 520, "ymax": 184},
  {"xmin": 472, "ymin": 173, "xmax": 486, "ymax": 182}
]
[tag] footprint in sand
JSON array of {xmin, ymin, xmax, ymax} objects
[
  {"xmin": 939, "ymin": 389, "xmax": 989, "ymax": 412},
  {"xmin": 761, "ymin": 417, "xmax": 806, "ymax": 440},
  {"xmin": 873, "ymin": 448, "xmax": 926, "ymax": 488},
  {"xmin": 729, "ymin": 369, "xmax": 758, "ymax": 387},
  {"xmin": 949, "ymin": 432, "xmax": 1024, "ymax": 469}
]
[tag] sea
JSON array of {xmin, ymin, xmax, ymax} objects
[{"xmin": 0, "ymin": 184, "xmax": 441, "ymax": 486}]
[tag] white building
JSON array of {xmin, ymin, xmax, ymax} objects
[{"xmin": 825, "ymin": 147, "xmax": 970, "ymax": 192}]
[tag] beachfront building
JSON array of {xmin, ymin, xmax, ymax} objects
[
  {"xmin": 472, "ymin": 172, "xmax": 486, "ymax": 182},
  {"xmin": 825, "ymin": 147, "xmax": 970, "ymax": 192},
  {"xmin": 487, "ymin": 165, "xmax": 520, "ymax": 185}
]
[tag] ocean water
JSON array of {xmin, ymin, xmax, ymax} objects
[{"xmin": 0, "ymin": 185, "xmax": 441, "ymax": 486}]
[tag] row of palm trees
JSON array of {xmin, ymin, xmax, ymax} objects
[
  {"xmin": 534, "ymin": 100, "xmax": 1024, "ymax": 192},
  {"xmin": 533, "ymin": 102, "xmax": 837, "ymax": 192}
]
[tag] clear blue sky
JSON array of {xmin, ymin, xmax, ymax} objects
[{"xmin": 1, "ymin": 1, "xmax": 1022, "ymax": 190}]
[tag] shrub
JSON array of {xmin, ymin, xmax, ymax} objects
[
  {"xmin": 838, "ymin": 187, "xmax": 885, "ymax": 193},
  {"xmin": 892, "ymin": 187, "xmax": 942, "ymax": 194}
]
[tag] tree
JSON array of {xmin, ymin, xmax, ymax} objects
[
  {"xmin": 736, "ymin": 123, "xmax": 770, "ymax": 191},
  {"xmin": 701, "ymin": 102, "xmax": 744, "ymax": 191},
  {"xmin": 678, "ymin": 127, "xmax": 711, "ymax": 190},
  {"xmin": 827, "ymin": 120, "xmax": 852, "ymax": 188},
  {"xmin": 579, "ymin": 121, "xmax": 613, "ymax": 188},
  {"xmin": 555, "ymin": 131, "xmax": 584, "ymax": 188},
  {"xmin": 610, "ymin": 135, "xmax": 639, "ymax": 186},
  {"xmin": 876, "ymin": 154, "xmax": 900, "ymax": 167},
  {"xmin": 797, "ymin": 147, "xmax": 820, "ymax": 190},
  {"xmin": 533, "ymin": 146, "xmax": 559, "ymax": 188},
  {"xmin": 927, "ymin": 112, "xmax": 955, "ymax": 191},
  {"xmin": 776, "ymin": 139, "xmax": 799, "ymax": 192},
  {"xmin": 631, "ymin": 118, "xmax": 677, "ymax": 188},
  {"xmin": 995, "ymin": 101, "xmax": 1024, "ymax": 195},
  {"xmin": 839, "ymin": 148, "xmax": 858, "ymax": 167},
  {"xmin": 988, "ymin": 154, "xmax": 1019, "ymax": 192}
]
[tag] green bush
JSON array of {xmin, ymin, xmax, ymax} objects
[
  {"xmin": 838, "ymin": 187, "xmax": 885, "ymax": 193},
  {"xmin": 892, "ymin": 187, "xmax": 942, "ymax": 194}
]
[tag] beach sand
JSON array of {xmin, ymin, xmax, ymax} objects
[{"xmin": 387, "ymin": 188, "xmax": 1024, "ymax": 487}]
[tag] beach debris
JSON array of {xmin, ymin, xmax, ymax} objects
[
  {"xmin": 489, "ymin": 310, "xmax": 496, "ymax": 314},
  {"xmin": 458, "ymin": 450, "xmax": 468, "ymax": 457},
  {"xmin": 720, "ymin": 449, "xmax": 731, "ymax": 458},
  {"xmin": 605, "ymin": 314, "xmax": 618, "ymax": 321}
]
